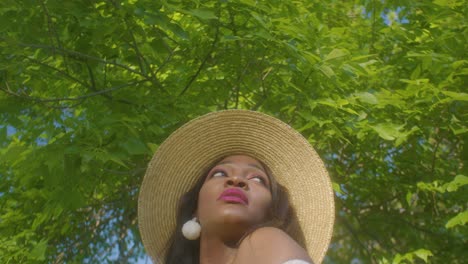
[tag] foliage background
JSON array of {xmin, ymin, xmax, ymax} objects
[{"xmin": 0, "ymin": 0, "xmax": 466, "ymax": 263}]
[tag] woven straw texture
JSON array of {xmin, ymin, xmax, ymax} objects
[{"xmin": 138, "ymin": 110, "xmax": 335, "ymax": 263}]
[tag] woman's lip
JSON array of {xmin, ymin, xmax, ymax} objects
[
  {"xmin": 219, "ymin": 196, "xmax": 247, "ymax": 205},
  {"xmin": 218, "ymin": 188, "xmax": 248, "ymax": 205}
]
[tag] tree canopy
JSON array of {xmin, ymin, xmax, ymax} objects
[{"xmin": 0, "ymin": 0, "xmax": 466, "ymax": 263}]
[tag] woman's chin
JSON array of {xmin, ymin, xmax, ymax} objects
[{"xmin": 218, "ymin": 207, "xmax": 251, "ymax": 224}]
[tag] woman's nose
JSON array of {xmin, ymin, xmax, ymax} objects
[{"xmin": 225, "ymin": 176, "xmax": 248, "ymax": 189}]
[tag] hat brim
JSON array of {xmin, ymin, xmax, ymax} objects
[{"xmin": 138, "ymin": 110, "xmax": 335, "ymax": 263}]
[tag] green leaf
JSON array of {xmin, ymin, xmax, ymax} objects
[
  {"xmin": 411, "ymin": 65, "xmax": 421, "ymax": 79},
  {"xmin": 446, "ymin": 210, "xmax": 468, "ymax": 229},
  {"xmin": 399, "ymin": 78, "xmax": 430, "ymax": 85},
  {"xmin": 445, "ymin": 175, "xmax": 468, "ymax": 192},
  {"xmin": 450, "ymin": 124, "xmax": 467, "ymax": 135},
  {"xmin": 64, "ymin": 153, "xmax": 81, "ymax": 179},
  {"xmin": 187, "ymin": 9, "xmax": 218, "ymax": 20},
  {"xmin": 318, "ymin": 64, "xmax": 335, "ymax": 78},
  {"xmin": 32, "ymin": 213, "xmax": 49, "ymax": 231},
  {"xmin": 0, "ymin": 125, "xmax": 6, "ymax": 142},
  {"xmin": 371, "ymin": 123, "xmax": 403, "ymax": 141},
  {"xmin": 147, "ymin": 143, "xmax": 159, "ymax": 153},
  {"xmin": 395, "ymin": 126, "xmax": 419, "ymax": 147},
  {"xmin": 93, "ymin": 150, "xmax": 129, "ymax": 168},
  {"xmin": 406, "ymin": 191, "xmax": 413, "ymax": 206},
  {"xmin": 441, "ymin": 91, "xmax": 468, "ymax": 101},
  {"xmin": 1, "ymin": 142, "xmax": 30, "ymax": 165},
  {"xmin": 221, "ymin": 35, "xmax": 242, "ymax": 42},
  {"xmin": 392, "ymin": 253, "xmax": 410, "ymax": 264},
  {"xmin": 316, "ymin": 99, "xmax": 334, "ymax": 108},
  {"xmin": 433, "ymin": 0, "xmax": 464, "ymax": 7},
  {"xmin": 413, "ymin": 249, "xmax": 433, "ymax": 262},
  {"xmin": 417, "ymin": 181, "xmax": 444, "ymax": 193},
  {"xmin": 355, "ymin": 92, "xmax": 378, "ymax": 105},
  {"xmin": 452, "ymin": 60, "xmax": 467, "ymax": 69},
  {"xmin": 30, "ymin": 239, "xmax": 47, "ymax": 260},
  {"xmin": 302, "ymin": 51, "xmax": 320, "ymax": 64},
  {"xmin": 121, "ymin": 137, "xmax": 149, "ymax": 155},
  {"xmin": 392, "ymin": 249, "xmax": 433, "ymax": 264},
  {"xmin": 325, "ymin": 48, "xmax": 349, "ymax": 61},
  {"xmin": 332, "ymin": 182, "xmax": 344, "ymax": 195}
]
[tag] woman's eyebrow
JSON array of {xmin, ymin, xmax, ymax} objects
[
  {"xmin": 247, "ymin": 163, "xmax": 266, "ymax": 172},
  {"xmin": 216, "ymin": 161, "xmax": 266, "ymax": 173}
]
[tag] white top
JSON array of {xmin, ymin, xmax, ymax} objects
[{"xmin": 283, "ymin": 260, "xmax": 311, "ymax": 264}]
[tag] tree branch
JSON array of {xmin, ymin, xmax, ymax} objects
[
  {"xmin": 233, "ymin": 62, "xmax": 251, "ymax": 109},
  {"xmin": 24, "ymin": 56, "xmax": 88, "ymax": 88},
  {"xmin": 179, "ymin": 25, "xmax": 220, "ymax": 96},
  {"xmin": 338, "ymin": 214, "xmax": 376, "ymax": 263},
  {"xmin": 106, "ymin": 0, "xmax": 166, "ymax": 94},
  {"xmin": 1, "ymin": 80, "xmax": 146, "ymax": 103},
  {"xmin": 430, "ymin": 129, "xmax": 440, "ymax": 179},
  {"xmin": 13, "ymin": 41, "xmax": 156, "ymax": 84},
  {"xmin": 86, "ymin": 63, "xmax": 112, "ymax": 101},
  {"xmin": 127, "ymin": 25, "xmax": 146, "ymax": 75},
  {"xmin": 125, "ymin": 20, "xmax": 166, "ymax": 93},
  {"xmin": 154, "ymin": 46, "xmax": 177, "ymax": 76},
  {"xmin": 40, "ymin": 1, "xmax": 70, "ymax": 72},
  {"xmin": 84, "ymin": 63, "xmax": 136, "ymax": 105},
  {"xmin": 370, "ymin": 0, "xmax": 376, "ymax": 54}
]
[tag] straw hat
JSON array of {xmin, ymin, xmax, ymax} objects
[{"xmin": 138, "ymin": 110, "xmax": 335, "ymax": 263}]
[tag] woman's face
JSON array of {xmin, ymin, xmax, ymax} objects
[{"xmin": 197, "ymin": 155, "xmax": 273, "ymax": 239}]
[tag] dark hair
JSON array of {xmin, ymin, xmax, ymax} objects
[{"xmin": 164, "ymin": 158, "xmax": 304, "ymax": 264}]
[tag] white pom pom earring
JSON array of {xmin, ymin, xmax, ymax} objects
[{"xmin": 181, "ymin": 217, "xmax": 201, "ymax": 240}]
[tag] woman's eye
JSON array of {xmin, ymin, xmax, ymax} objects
[
  {"xmin": 212, "ymin": 171, "xmax": 226, "ymax": 177},
  {"xmin": 250, "ymin": 176, "xmax": 265, "ymax": 184}
]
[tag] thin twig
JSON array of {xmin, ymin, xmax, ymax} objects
[
  {"xmin": 430, "ymin": 130, "xmax": 440, "ymax": 179},
  {"xmin": 40, "ymin": 1, "xmax": 69, "ymax": 72},
  {"xmin": 233, "ymin": 62, "xmax": 251, "ymax": 109},
  {"xmin": 154, "ymin": 46, "xmax": 177, "ymax": 76},
  {"xmin": 86, "ymin": 63, "xmax": 112, "ymax": 101},
  {"xmin": 15, "ymin": 42, "xmax": 153, "ymax": 82},
  {"xmin": 179, "ymin": 25, "xmax": 220, "ymax": 96},
  {"xmin": 125, "ymin": 21, "xmax": 166, "ymax": 93},
  {"xmin": 48, "ymin": 100, "xmax": 86, "ymax": 109},
  {"xmin": 24, "ymin": 56, "xmax": 88, "ymax": 88},
  {"xmin": 150, "ymin": 25, "xmax": 180, "ymax": 47},
  {"xmin": 107, "ymin": 0, "xmax": 165, "ymax": 93},
  {"xmin": 1, "ymin": 80, "xmax": 146, "ymax": 103},
  {"xmin": 338, "ymin": 214, "xmax": 374, "ymax": 262},
  {"xmin": 84, "ymin": 63, "xmax": 135, "ymax": 105},
  {"xmin": 370, "ymin": 0, "xmax": 376, "ymax": 54},
  {"xmin": 126, "ymin": 24, "xmax": 146, "ymax": 75}
]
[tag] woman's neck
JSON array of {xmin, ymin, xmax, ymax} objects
[{"xmin": 199, "ymin": 234, "xmax": 238, "ymax": 264}]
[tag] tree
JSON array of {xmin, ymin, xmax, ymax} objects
[{"xmin": 0, "ymin": 0, "xmax": 466, "ymax": 263}]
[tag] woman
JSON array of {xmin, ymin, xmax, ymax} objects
[{"xmin": 138, "ymin": 110, "xmax": 334, "ymax": 263}]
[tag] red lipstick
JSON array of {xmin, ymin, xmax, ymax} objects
[{"xmin": 218, "ymin": 188, "xmax": 248, "ymax": 205}]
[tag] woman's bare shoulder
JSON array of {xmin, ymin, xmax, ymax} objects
[{"xmin": 235, "ymin": 227, "xmax": 312, "ymax": 264}]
